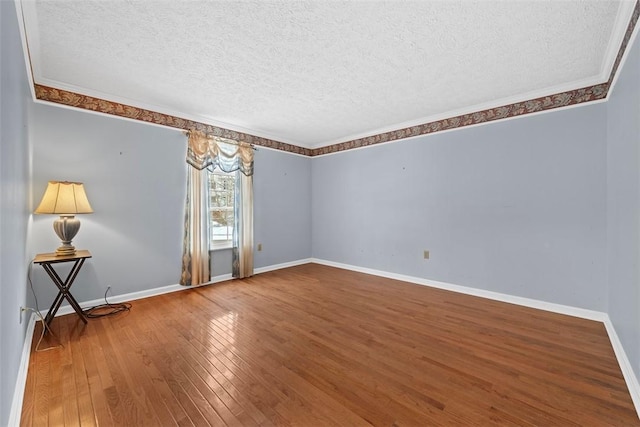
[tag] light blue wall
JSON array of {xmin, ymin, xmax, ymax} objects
[
  {"xmin": 29, "ymin": 104, "xmax": 312, "ymax": 305},
  {"xmin": 254, "ymin": 148, "xmax": 312, "ymax": 268},
  {"xmin": 30, "ymin": 104, "xmax": 187, "ymax": 304},
  {"xmin": 312, "ymin": 104, "xmax": 608, "ymax": 311},
  {"xmin": 0, "ymin": 1, "xmax": 32, "ymax": 425},
  {"xmin": 607, "ymin": 33, "xmax": 640, "ymax": 378}
]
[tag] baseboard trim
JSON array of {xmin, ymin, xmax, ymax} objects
[
  {"xmin": 8, "ymin": 313, "xmax": 37, "ymax": 427},
  {"xmin": 311, "ymin": 258, "xmax": 606, "ymax": 321},
  {"xmin": 43, "ymin": 274, "xmax": 238, "ymax": 318},
  {"xmin": 310, "ymin": 258, "xmax": 639, "ymax": 418},
  {"xmin": 603, "ymin": 315, "xmax": 640, "ymax": 413},
  {"xmin": 254, "ymin": 258, "xmax": 312, "ymax": 274},
  {"xmin": 39, "ymin": 259, "xmax": 310, "ymax": 318}
]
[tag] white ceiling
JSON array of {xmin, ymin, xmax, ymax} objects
[{"xmin": 20, "ymin": 0, "xmax": 636, "ymax": 149}]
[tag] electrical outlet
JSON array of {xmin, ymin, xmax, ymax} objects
[
  {"xmin": 19, "ymin": 306, "xmax": 25, "ymax": 324},
  {"xmin": 257, "ymin": 243, "xmax": 262, "ymax": 251},
  {"xmin": 423, "ymin": 250, "xmax": 430, "ymax": 259}
]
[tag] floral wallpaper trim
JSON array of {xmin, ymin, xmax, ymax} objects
[
  {"xmin": 310, "ymin": 82, "xmax": 609, "ymax": 156},
  {"xmin": 33, "ymin": 84, "xmax": 313, "ymax": 157},
  {"xmin": 34, "ymin": 1, "xmax": 638, "ymax": 158}
]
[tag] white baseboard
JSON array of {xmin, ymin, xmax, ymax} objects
[
  {"xmin": 8, "ymin": 313, "xmax": 37, "ymax": 427},
  {"xmin": 37, "ymin": 259, "xmax": 311, "ymax": 318},
  {"xmin": 311, "ymin": 258, "xmax": 606, "ymax": 320},
  {"xmin": 311, "ymin": 257, "xmax": 639, "ymax": 418},
  {"xmin": 254, "ymin": 258, "xmax": 312, "ymax": 274},
  {"xmin": 603, "ymin": 315, "xmax": 640, "ymax": 413},
  {"xmin": 42, "ymin": 258, "xmax": 311, "ymax": 317},
  {"xmin": 45, "ymin": 272, "xmax": 235, "ymax": 318}
]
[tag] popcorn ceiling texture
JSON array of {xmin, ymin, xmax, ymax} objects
[{"xmin": 22, "ymin": 0, "xmax": 637, "ymax": 154}]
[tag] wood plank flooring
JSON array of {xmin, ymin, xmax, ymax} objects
[{"xmin": 20, "ymin": 263, "xmax": 639, "ymax": 426}]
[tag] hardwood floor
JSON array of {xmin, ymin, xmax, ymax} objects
[{"xmin": 20, "ymin": 263, "xmax": 639, "ymax": 426}]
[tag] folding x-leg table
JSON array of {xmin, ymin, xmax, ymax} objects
[{"xmin": 33, "ymin": 250, "xmax": 92, "ymax": 330}]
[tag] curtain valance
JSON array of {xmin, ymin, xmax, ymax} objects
[{"xmin": 186, "ymin": 130, "xmax": 254, "ymax": 176}]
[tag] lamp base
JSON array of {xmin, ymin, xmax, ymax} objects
[
  {"xmin": 53, "ymin": 215, "xmax": 80, "ymax": 256},
  {"xmin": 55, "ymin": 244, "xmax": 77, "ymax": 256}
]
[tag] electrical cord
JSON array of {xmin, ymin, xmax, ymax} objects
[
  {"xmin": 27, "ymin": 261, "xmax": 131, "ymax": 353},
  {"xmin": 27, "ymin": 260, "xmax": 63, "ymax": 352},
  {"xmin": 81, "ymin": 286, "xmax": 132, "ymax": 318}
]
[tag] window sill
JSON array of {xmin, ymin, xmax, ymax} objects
[{"xmin": 210, "ymin": 243, "xmax": 233, "ymax": 252}]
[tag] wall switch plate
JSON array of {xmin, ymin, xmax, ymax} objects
[
  {"xmin": 257, "ymin": 243, "xmax": 262, "ymax": 251},
  {"xmin": 423, "ymin": 250, "xmax": 430, "ymax": 259}
]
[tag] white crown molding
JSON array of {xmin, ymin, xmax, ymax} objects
[
  {"xmin": 14, "ymin": 0, "xmax": 36, "ymax": 101},
  {"xmin": 310, "ymin": 97, "xmax": 609, "ymax": 158},
  {"xmin": 608, "ymin": 3, "xmax": 640, "ymax": 95},
  {"xmin": 33, "ymin": 72, "xmax": 609, "ymax": 152},
  {"xmin": 603, "ymin": 0, "xmax": 638, "ymax": 78},
  {"xmin": 19, "ymin": 0, "xmax": 636, "ymax": 152},
  {"xmin": 309, "ymin": 74, "xmax": 608, "ymax": 150},
  {"xmin": 34, "ymin": 77, "xmax": 302, "ymax": 147}
]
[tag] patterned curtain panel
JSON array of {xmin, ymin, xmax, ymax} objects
[
  {"xmin": 180, "ymin": 165, "xmax": 211, "ymax": 286},
  {"xmin": 233, "ymin": 171, "xmax": 254, "ymax": 279},
  {"xmin": 181, "ymin": 129, "xmax": 254, "ymax": 285}
]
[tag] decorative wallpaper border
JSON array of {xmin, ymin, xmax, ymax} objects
[
  {"xmin": 34, "ymin": 84, "xmax": 313, "ymax": 157},
  {"xmin": 33, "ymin": 0, "xmax": 639, "ymax": 158},
  {"xmin": 309, "ymin": 82, "xmax": 610, "ymax": 156}
]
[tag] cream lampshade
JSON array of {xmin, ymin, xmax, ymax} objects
[{"xmin": 34, "ymin": 181, "xmax": 93, "ymax": 256}]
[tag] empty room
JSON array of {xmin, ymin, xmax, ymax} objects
[{"xmin": 2, "ymin": 0, "xmax": 640, "ymax": 425}]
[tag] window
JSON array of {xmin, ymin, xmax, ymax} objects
[{"xmin": 208, "ymin": 171, "xmax": 235, "ymax": 249}]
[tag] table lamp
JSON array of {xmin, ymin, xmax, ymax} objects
[{"xmin": 34, "ymin": 181, "xmax": 93, "ymax": 256}]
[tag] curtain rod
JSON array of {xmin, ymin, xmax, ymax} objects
[{"xmin": 183, "ymin": 130, "xmax": 257, "ymax": 151}]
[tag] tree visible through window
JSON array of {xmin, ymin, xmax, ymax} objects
[{"xmin": 209, "ymin": 171, "xmax": 235, "ymax": 248}]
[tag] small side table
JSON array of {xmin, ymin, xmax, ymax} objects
[{"xmin": 33, "ymin": 250, "xmax": 92, "ymax": 328}]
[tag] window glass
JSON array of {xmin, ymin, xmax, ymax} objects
[{"xmin": 209, "ymin": 171, "xmax": 235, "ymax": 247}]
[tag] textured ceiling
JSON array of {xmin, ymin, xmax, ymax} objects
[{"xmin": 19, "ymin": 0, "xmax": 637, "ymax": 149}]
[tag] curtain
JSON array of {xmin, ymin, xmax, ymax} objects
[
  {"xmin": 180, "ymin": 165, "xmax": 210, "ymax": 286},
  {"xmin": 233, "ymin": 171, "xmax": 253, "ymax": 278},
  {"xmin": 181, "ymin": 130, "xmax": 254, "ymax": 285}
]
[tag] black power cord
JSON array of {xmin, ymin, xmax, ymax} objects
[
  {"xmin": 82, "ymin": 286, "xmax": 132, "ymax": 318},
  {"xmin": 27, "ymin": 264, "xmax": 130, "ymax": 351},
  {"xmin": 27, "ymin": 259, "xmax": 63, "ymax": 352}
]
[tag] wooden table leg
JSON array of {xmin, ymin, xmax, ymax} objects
[{"xmin": 41, "ymin": 258, "xmax": 88, "ymax": 329}]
